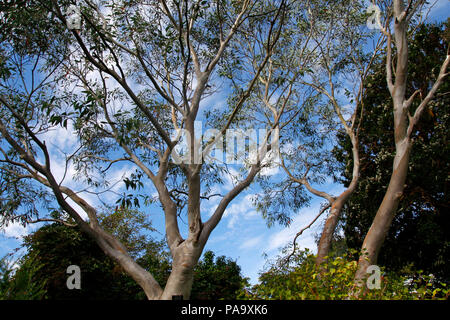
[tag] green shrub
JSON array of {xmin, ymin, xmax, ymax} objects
[
  {"xmin": 0, "ymin": 255, "xmax": 46, "ymax": 300},
  {"xmin": 239, "ymin": 249, "xmax": 449, "ymax": 300}
]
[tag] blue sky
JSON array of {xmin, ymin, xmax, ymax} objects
[{"xmin": 1, "ymin": 0, "xmax": 449, "ymax": 286}]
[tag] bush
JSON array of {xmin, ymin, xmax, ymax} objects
[{"xmin": 239, "ymin": 249, "xmax": 449, "ymax": 300}]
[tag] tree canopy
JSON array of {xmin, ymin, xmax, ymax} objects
[{"xmin": 0, "ymin": 0, "xmax": 449, "ymax": 300}]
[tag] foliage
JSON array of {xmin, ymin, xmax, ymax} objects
[
  {"xmin": 239, "ymin": 249, "xmax": 449, "ymax": 300},
  {"xmin": 0, "ymin": 0, "xmax": 448, "ymax": 300},
  {"xmin": 190, "ymin": 250, "xmax": 249, "ymax": 300},
  {"xmin": 0, "ymin": 1, "xmax": 289, "ymax": 300},
  {"xmin": 240, "ymin": 0, "xmax": 373, "ymax": 228},
  {"xmin": 0, "ymin": 254, "xmax": 47, "ymax": 300},
  {"xmin": 0, "ymin": 207, "xmax": 169, "ymax": 299},
  {"xmin": 333, "ymin": 21, "xmax": 450, "ymax": 281},
  {"xmin": 99, "ymin": 206, "xmax": 162, "ymax": 259},
  {"xmin": 15, "ymin": 224, "xmax": 146, "ymax": 299},
  {"xmin": 1, "ymin": 221, "xmax": 247, "ymax": 299},
  {"xmin": 0, "ymin": 256, "xmax": 11, "ymax": 297}
]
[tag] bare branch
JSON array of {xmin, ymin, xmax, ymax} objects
[
  {"xmin": 285, "ymin": 203, "xmax": 331, "ymax": 264},
  {"xmin": 26, "ymin": 218, "xmax": 77, "ymax": 227}
]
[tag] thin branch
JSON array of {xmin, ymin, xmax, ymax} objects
[
  {"xmin": 26, "ymin": 218, "xmax": 77, "ymax": 227},
  {"xmin": 284, "ymin": 203, "xmax": 331, "ymax": 264},
  {"xmin": 279, "ymin": 153, "xmax": 335, "ymax": 204}
]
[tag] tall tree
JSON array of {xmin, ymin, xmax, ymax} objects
[
  {"xmin": 353, "ymin": 0, "xmax": 449, "ymax": 284},
  {"xmin": 245, "ymin": 0, "xmax": 382, "ymax": 267},
  {"xmin": 0, "ymin": 0, "xmax": 287, "ymax": 299},
  {"xmin": 335, "ymin": 21, "xmax": 450, "ymax": 280},
  {"xmin": 276, "ymin": 0, "xmax": 378, "ymax": 267}
]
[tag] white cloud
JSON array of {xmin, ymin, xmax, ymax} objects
[
  {"xmin": 239, "ymin": 235, "xmax": 263, "ymax": 250},
  {"xmin": 36, "ymin": 120, "xmax": 79, "ymax": 186},
  {"xmin": 42, "ymin": 123, "xmax": 78, "ymax": 152},
  {"xmin": 223, "ymin": 194, "xmax": 257, "ymax": 228},
  {"xmin": 221, "ymin": 167, "xmax": 240, "ymax": 192},
  {"xmin": 1, "ymin": 222, "xmax": 33, "ymax": 239}
]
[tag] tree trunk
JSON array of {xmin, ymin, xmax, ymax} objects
[
  {"xmin": 353, "ymin": 0, "xmax": 411, "ymax": 283},
  {"xmin": 316, "ymin": 135, "xmax": 360, "ymax": 266},
  {"xmin": 353, "ymin": 3, "xmax": 448, "ymax": 286},
  {"xmin": 315, "ymin": 200, "xmax": 344, "ymax": 266},
  {"xmin": 354, "ymin": 140, "xmax": 411, "ymax": 281},
  {"xmin": 160, "ymin": 240, "xmax": 203, "ymax": 300}
]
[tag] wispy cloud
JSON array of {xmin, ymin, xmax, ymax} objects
[
  {"xmin": 1, "ymin": 222, "xmax": 34, "ymax": 239},
  {"xmin": 239, "ymin": 235, "xmax": 263, "ymax": 250},
  {"xmin": 223, "ymin": 194, "xmax": 257, "ymax": 228}
]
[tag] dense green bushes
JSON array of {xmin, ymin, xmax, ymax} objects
[
  {"xmin": 239, "ymin": 250, "xmax": 449, "ymax": 300},
  {"xmin": 0, "ymin": 222, "xmax": 247, "ymax": 300}
]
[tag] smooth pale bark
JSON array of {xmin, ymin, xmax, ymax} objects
[
  {"xmin": 316, "ymin": 192, "xmax": 353, "ymax": 265},
  {"xmin": 354, "ymin": 0, "xmax": 449, "ymax": 284},
  {"xmin": 89, "ymin": 226, "xmax": 165, "ymax": 299},
  {"xmin": 159, "ymin": 240, "xmax": 204, "ymax": 300},
  {"xmin": 0, "ymin": 116, "xmax": 163, "ymax": 299},
  {"xmin": 282, "ymin": 135, "xmax": 360, "ymax": 267},
  {"xmin": 316, "ymin": 135, "xmax": 360, "ymax": 266},
  {"xmin": 354, "ymin": 0, "xmax": 411, "ymax": 282},
  {"xmin": 354, "ymin": 142, "xmax": 411, "ymax": 282},
  {"xmin": 48, "ymin": 175, "xmax": 166, "ymax": 300},
  {"xmin": 1, "ymin": 0, "xmax": 287, "ymax": 300}
]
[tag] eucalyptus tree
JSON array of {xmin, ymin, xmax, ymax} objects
[
  {"xmin": 353, "ymin": 0, "xmax": 450, "ymax": 283},
  {"xmin": 281, "ymin": 0, "xmax": 384, "ymax": 267},
  {"xmin": 0, "ymin": 0, "xmax": 287, "ymax": 299},
  {"xmin": 245, "ymin": 0, "xmax": 383, "ymax": 267},
  {"xmin": 335, "ymin": 22, "xmax": 450, "ymax": 280}
]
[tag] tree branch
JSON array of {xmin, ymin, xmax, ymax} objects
[
  {"xmin": 407, "ymin": 53, "xmax": 450, "ymax": 138},
  {"xmin": 26, "ymin": 218, "xmax": 77, "ymax": 227},
  {"xmin": 284, "ymin": 203, "xmax": 331, "ymax": 264}
]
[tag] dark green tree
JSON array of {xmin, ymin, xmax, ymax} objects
[
  {"xmin": 334, "ymin": 21, "xmax": 450, "ymax": 280},
  {"xmin": 0, "ymin": 256, "xmax": 13, "ymax": 298},
  {"xmin": 190, "ymin": 250, "xmax": 248, "ymax": 300},
  {"xmin": 0, "ymin": 254, "xmax": 47, "ymax": 300},
  {"xmin": 2, "ymin": 207, "xmax": 170, "ymax": 299},
  {"xmin": 21, "ymin": 224, "xmax": 141, "ymax": 299},
  {"xmin": 3, "ymin": 212, "xmax": 247, "ymax": 299}
]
